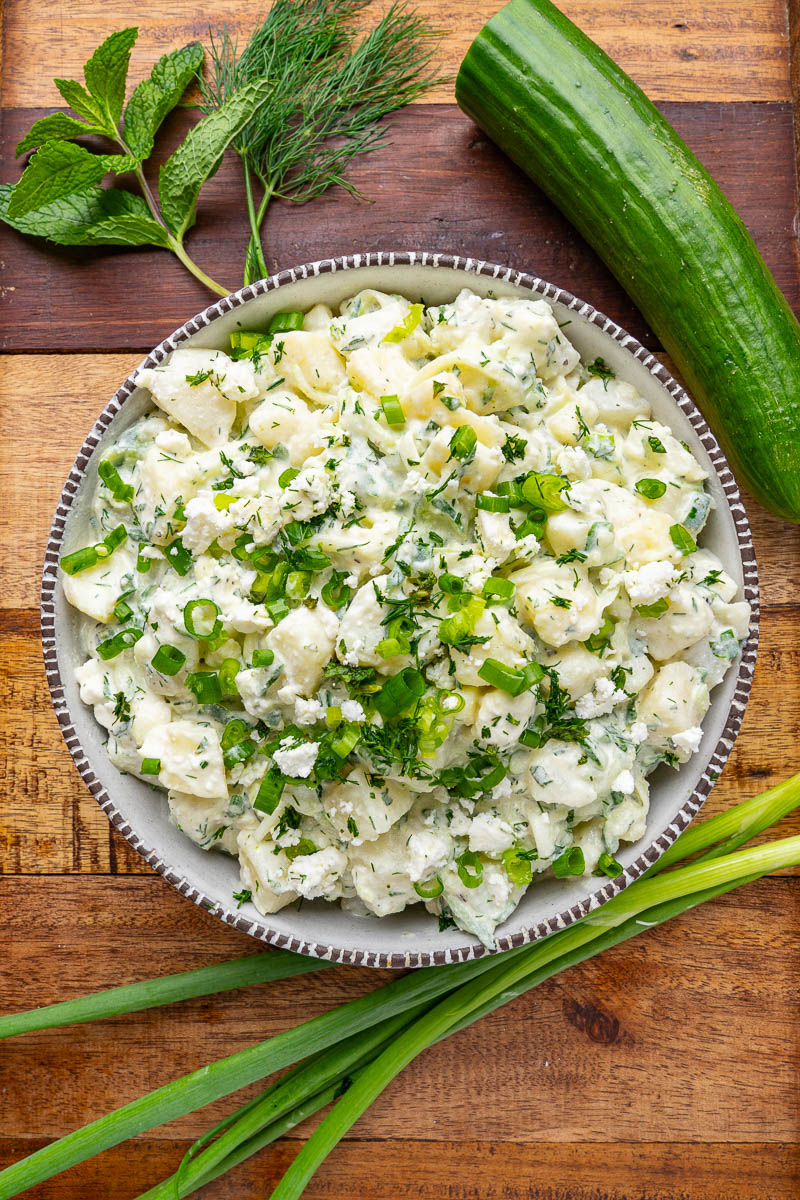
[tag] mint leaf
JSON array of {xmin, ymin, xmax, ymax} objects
[
  {"xmin": 122, "ymin": 42, "xmax": 204, "ymax": 161},
  {"xmin": 6, "ymin": 143, "xmax": 113, "ymax": 218},
  {"xmin": 0, "ymin": 182, "xmax": 169, "ymax": 247},
  {"xmin": 158, "ymin": 78, "xmax": 272, "ymax": 239},
  {"xmin": 53, "ymin": 28, "xmax": 137, "ymax": 137},
  {"xmin": 16, "ymin": 113, "xmax": 104, "ymax": 157},
  {"xmin": 83, "ymin": 27, "xmax": 138, "ymax": 131},
  {"xmin": 54, "ymin": 78, "xmax": 108, "ymax": 128}
]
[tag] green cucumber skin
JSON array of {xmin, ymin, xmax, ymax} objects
[{"xmin": 455, "ymin": 0, "xmax": 800, "ymax": 523}]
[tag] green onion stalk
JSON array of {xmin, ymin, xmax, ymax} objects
[{"xmin": 0, "ymin": 771, "xmax": 798, "ymax": 1200}]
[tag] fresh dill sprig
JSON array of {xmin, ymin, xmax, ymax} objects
[{"xmin": 202, "ymin": 0, "xmax": 443, "ymax": 284}]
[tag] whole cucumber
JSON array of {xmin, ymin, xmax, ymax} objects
[{"xmin": 456, "ymin": 0, "xmax": 800, "ymax": 522}]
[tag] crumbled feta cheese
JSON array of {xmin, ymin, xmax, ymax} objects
[
  {"xmin": 476, "ymin": 511, "xmax": 517, "ymax": 561},
  {"xmin": 629, "ymin": 721, "xmax": 648, "ymax": 744},
  {"xmin": 287, "ymin": 846, "xmax": 347, "ymax": 899},
  {"xmin": 612, "ymin": 769, "xmax": 635, "ymax": 795},
  {"xmin": 623, "ymin": 560, "xmax": 677, "ymax": 606},
  {"xmin": 339, "ymin": 488, "xmax": 358, "ymax": 515},
  {"xmin": 671, "ymin": 725, "xmax": 703, "ymax": 756},
  {"xmin": 401, "ymin": 469, "xmax": 429, "ymax": 498},
  {"xmin": 282, "ymin": 463, "xmax": 331, "ymax": 520},
  {"xmin": 340, "ymin": 700, "xmax": 366, "ymax": 722},
  {"xmin": 407, "ymin": 831, "xmax": 450, "ymax": 883},
  {"xmin": 181, "ymin": 494, "xmax": 233, "ymax": 554},
  {"xmin": 295, "ymin": 697, "xmax": 326, "ymax": 725},
  {"xmin": 555, "ymin": 444, "xmax": 591, "ymax": 480},
  {"xmin": 468, "ymin": 812, "xmax": 515, "ymax": 855},
  {"xmin": 273, "ymin": 738, "xmax": 320, "ymax": 778},
  {"xmin": 154, "ymin": 429, "xmax": 192, "ymax": 456},
  {"xmin": 575, "ymin": 677, "xmax": 627, "ymax": 719}
]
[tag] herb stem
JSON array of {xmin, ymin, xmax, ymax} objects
[
  {"xmin": 167, "ymin": 236, "xmax": 231, "ymax": 297},
  {"xmin": 118, "ymin": 135, "xmax": 230, "ymax": 297},
  {"xmin": 242, "ymin": 157, "xmax": 269, "ymax": 283}
]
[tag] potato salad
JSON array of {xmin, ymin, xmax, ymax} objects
[{"xmin": 62, "ymin": 288, "xmax": 750, "ymax": 947}]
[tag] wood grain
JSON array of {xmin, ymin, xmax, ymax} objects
[
  {"xmin": 0, "ymin": 0, "xmax": 791, "ymax": 108},
  {"xmin": 1, "ymin": 1, "xmax": 798, "ymax": 1195},
  {"xmin": 1, "ymin": 1138, "xmax": 798, "ymax": 1200},
  {"xmin": 1, "ymin": 102, "xmax": 798, "ymax": 351},
  {"xmin": 1, "ymin": 876, "xmax": 797, "ymax": 1147}
]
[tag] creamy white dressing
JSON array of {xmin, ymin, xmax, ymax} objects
[{"xmin": 64, "ymin": 288, "xmax": 749, "ymax": 947}]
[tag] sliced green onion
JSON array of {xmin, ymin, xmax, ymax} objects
[
  {"xmin": 221, "ymin": 720, "xmax": 250, "ymax": 751},
  {"xmin": 382, "ymin": 303, "xmax": 423, "ymax": 344},
  {"xmin": 434, "ymin": 690, "xmax": 465, "ymax": 715},
  {"xmin": 380, "ymin": 395, "xmax": 405, "ymax": 427},
  {"xmin": 376, "ymin": 638, "xmax": 407, "ymax": 659},
  {"xmin": 164, "ymin": 538, "xmax": 193, "ymax": 577},
  {"xmin": 113, "ymin": 598, "xmax": 134, "ymax": 623},
  {"xmin": 60, "ymin": 546, "xmax": 100, "ymax": 576},
  {"xmin": 266, "ymin": 598, "xmax": 290, "ymax": 623},
  {"xmin": 96, "ymin": 627, "xmax": 143, "ymax": 661},
  {"xmin": 285, "ymin": 838, "xmax": 318, "ymax": 861},
  {"xmin": 456, "ymin": 850, "xmax": 483, "ymax": 889},
  {"xmin": 513, "ymin": 515, "xmax": 545, "ymax": 541},
  {"xmin": 448, "ymin": 426, "xmax": 477, "ymax": 462},
  {"xmin": 254, "ymin": 769, "xmax": 286, "ymax": 815},
  {"xmin": 140, "ymin": 758, "xmax": 161, "ymax": 776},
  {"xmin": 184, "ymin": 599, "xmax": 222, "ymax": 641},
  {"xmin": 374, "ymin": 667, "xmax": 426, "ymax": 719},
  {"xmin": 136, "ymin": 545, "xmax": 152, "ymax": 574},
  {"xmin": 187, "ymin": 672, "xmax": 223, "ymax": 705},
  {"xmin": 279, "ymin": 467, "xmax": 300, "ymax": 488},
  {"xmin": 670, "ymin": 523, "xmax": 697, "ymax": 555},
  {"xmin": 635, "ymin": 478, "xmax": 667, "ymax": 500},
  {"xmin": 413, "ymin": 876, "xmax": 444, "ymax": 899},
  {"xmin": 496, "ymin": 480, "xmax": 526, "ymax": 506},
  {"xmin": 596, "ymin": 852, "xmax": 624, "ymax": 878},
  {"xmin": 321, "ymin": 571, "xmax": 352, "ymax": 610},
  {"xmin": 636, "ymin": 598, "xmax": 669, "ymax": 619},
  {"xmin": 325, "ymin": 706, "xmax": 342, "ymax": 728},
  {"xmin": 218, "ymin": 658, "xmax": 240, "ymax": 697},
  {"xmin": 151, "ymin": 645, "xmax": 186, "ymax": 676},
  {"xmin": 503, "ymin": 847, "xmax": 534, "ymax": 887},
  {"xmin": 223, "ymin": 738, "xmax": 256, "ymax": 770},
  {"xmin": 214, "ymin": 492, "xmax": 236, "ymax": 511},
  {"xmin": 286, "ymin": 571, "xmax": 311, "ymax": 601},
  {"xmin": 477, "ymin": 657, "xmax": 543, "ymax": 696},
  {"xmin": 331, "ymin": 723, "xmax": 361, "ymax": 758},
  {"xmin": 475, "ymin": 493, "xmax": 510, "ymax": 513},
  {"xmin": 584, "ymin": 614, "xmax": 615, "ymax": 653},
  {"xmin": 521, "ymin": 472, "xmax": 569, "ymax": 512},
  {"xmin": 267, "ymin": 310, "xmax": 304, "ymax": 334},
  {"xmin": 102, "ymin": 525, "xmax": 128, "ymax": 552},
  {"xmin": 552, "ymin": 846, "xmax": 586, "ymax": 878},
  {"xmin": 438, "ymin": 573, "xmax": 464, "ymax": 595},
  {"xmin": 519, "ymin": 715, "xmax": 546, "ymax": 750},
  {"xmin": 61, "ymin": 525, "xmax": 128, "ymax": 576},
  {"xmin": 482, "ymin": 576, "xmax": 515, "ymax": 604},
  {"xmin": 97, "ymin": 460, "xmax": 134, "ymax": 504},
  {"xmin": 438, "ymin": 595, "xmax": 484, "ymax": 646},
  {"xmin": 230, "ymin": 330, "xmax": 273, "ymax": 355},
  {"xmin": 252, "ymin": 649, "xmax": 275, "ymax": 668}
]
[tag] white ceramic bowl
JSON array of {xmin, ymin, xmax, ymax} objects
[{"xmin": 42, "ymin": 252, "xmax": 759, "ymax": 968}]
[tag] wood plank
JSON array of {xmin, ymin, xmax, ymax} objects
[
  {"xmin": 0, "ymin": 0, "xmax": 790, "ymax": 108},
  {"xmin": 4, "ymin": 601, "xmax": 799, "ymax": 876},
  {"xmin": 0, "ymin": 876, "xmax": 797, "ymax": 1144},
  {"xmin": 1, "ymin": 102, "xmax": 798, "ymax": 352},
  {"xmin": 1, "ymin": 1138, "xmax": 798, "ymax": 1200}
]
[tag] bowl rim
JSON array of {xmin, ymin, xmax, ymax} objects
[{"xmin": 40, "ymin": 250, "xmax": 760, "ymax": 969}]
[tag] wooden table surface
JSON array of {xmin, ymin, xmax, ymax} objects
[{"xmin": 2, "ymin": 1, "xmax": 800, "ymax": 1196}]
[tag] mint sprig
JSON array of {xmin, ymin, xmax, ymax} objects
[{"xmin": 1, "ymin": 29, "xmax": 270, "ymax": 296}]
